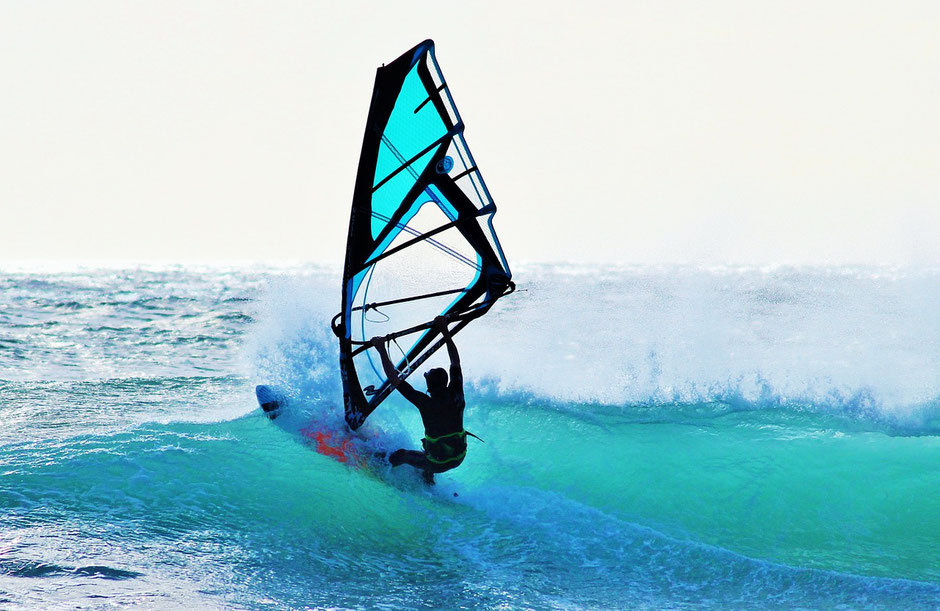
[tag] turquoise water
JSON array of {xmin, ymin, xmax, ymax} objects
[{"xmin": 1, "ymin": 265, "xmax": 938, "ymax": 608}]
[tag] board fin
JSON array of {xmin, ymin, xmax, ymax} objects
[{"xmin": 255, "ymin": 385, "xmax": 284, "ymax": 420}]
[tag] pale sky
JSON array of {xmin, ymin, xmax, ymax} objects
[{"xmin": 1, "ymin": 1, "xmax": 938, "ymax": 265}]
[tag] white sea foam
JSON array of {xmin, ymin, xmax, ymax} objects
[{"xmin": 245, "ymin": 264, "xmax": 940, "ymax": 425}]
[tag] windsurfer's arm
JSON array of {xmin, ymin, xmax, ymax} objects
[
  {"xmin": 370, "ymin": 336, "xmax": 424, "ymax": 405},
  {"xmin": 434, "ymin": 316, "xmax": 463, "ymax": 388},
  {"xmin": 371, "ymin": 336, "xmax": 400, "ymax": 388}
]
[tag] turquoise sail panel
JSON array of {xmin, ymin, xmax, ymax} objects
[
  {"xmin": 373, "ymin": 63, "xmax": 448, "ymax": 188},
  {"xmin": 370, "ymin": 147, "xmax": 439, "ymax": 239}
]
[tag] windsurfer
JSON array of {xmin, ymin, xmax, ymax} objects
[{"xmin": 371, "ymin": 316, "xmax": 468, "ymax": 484}]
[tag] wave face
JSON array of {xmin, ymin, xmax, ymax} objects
[{"xmin": 1, "ymin": 264, "xmax": 938, "ymax": 609}]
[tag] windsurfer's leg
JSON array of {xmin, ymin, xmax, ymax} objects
[
  {"xmin": 388, "ymin": 449, "xmax": 427, "ymax": 468},
  {"xmin": 422, "ymin": 470, "xmax": 435, "ymax": 486},
  {"xmin": 388, "ymin": 449, "xmax": 437, "ymax": 485}
]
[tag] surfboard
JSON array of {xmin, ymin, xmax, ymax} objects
[
  {"xmin": 255, "ymin": 386, "xmax": 460, "ymax": 493},
  {"xmin": 255, "ymin": 385, "xmax": 375, "ymax": 468}
]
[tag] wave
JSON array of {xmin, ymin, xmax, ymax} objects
[
  {"xmin": 2, "ymin": 264, "xmax": 938, "ymax": 607},
  {"xmin": 2, "ymin": 415, "xmax": 938, "ymax": 608},
  {"xmin": 2, "ymin": 560, "xmax": 142, "ymax": 580},
  {"xmin": 245, "ymin": 266, "xmax": 940, "ymax": 433}
]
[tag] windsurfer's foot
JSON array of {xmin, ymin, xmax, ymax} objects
[
  {"xmin": 422, "ymin": 470, "xmax": 435, "ymax": 486},
  {"xmin": 388, "ymin": 449, "xmax": 407, "ymax": 466}
]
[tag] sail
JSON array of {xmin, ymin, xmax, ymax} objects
[{"xmin": 332, "ymin": 40, "xmax": 513, "ymax": 430}]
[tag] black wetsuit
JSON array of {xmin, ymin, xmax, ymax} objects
[{"xmin": 389, "ymin": 360, "xmax": 466, "ymax": 476}]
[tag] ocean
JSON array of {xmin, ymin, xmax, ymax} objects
[{"xmin": 1, "ymin": 263, "xmax": 938, "ymax": 609}]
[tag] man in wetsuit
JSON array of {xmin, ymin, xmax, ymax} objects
[{"xmin": 371, "ymin": 316, "xmax": 467, "ymax": 484}]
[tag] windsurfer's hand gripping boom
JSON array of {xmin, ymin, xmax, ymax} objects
[
  {"xmin": 432, "ymin": 316, "xmax": 460, "ymax": 368},
  {"xmin": 370, "ymin": 316, "xmax": 459, "ymax": 389}
]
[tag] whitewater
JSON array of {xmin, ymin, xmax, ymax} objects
[{"xmin": 1, "ymin": 263, "xmax": 938, "ymax": 609}]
